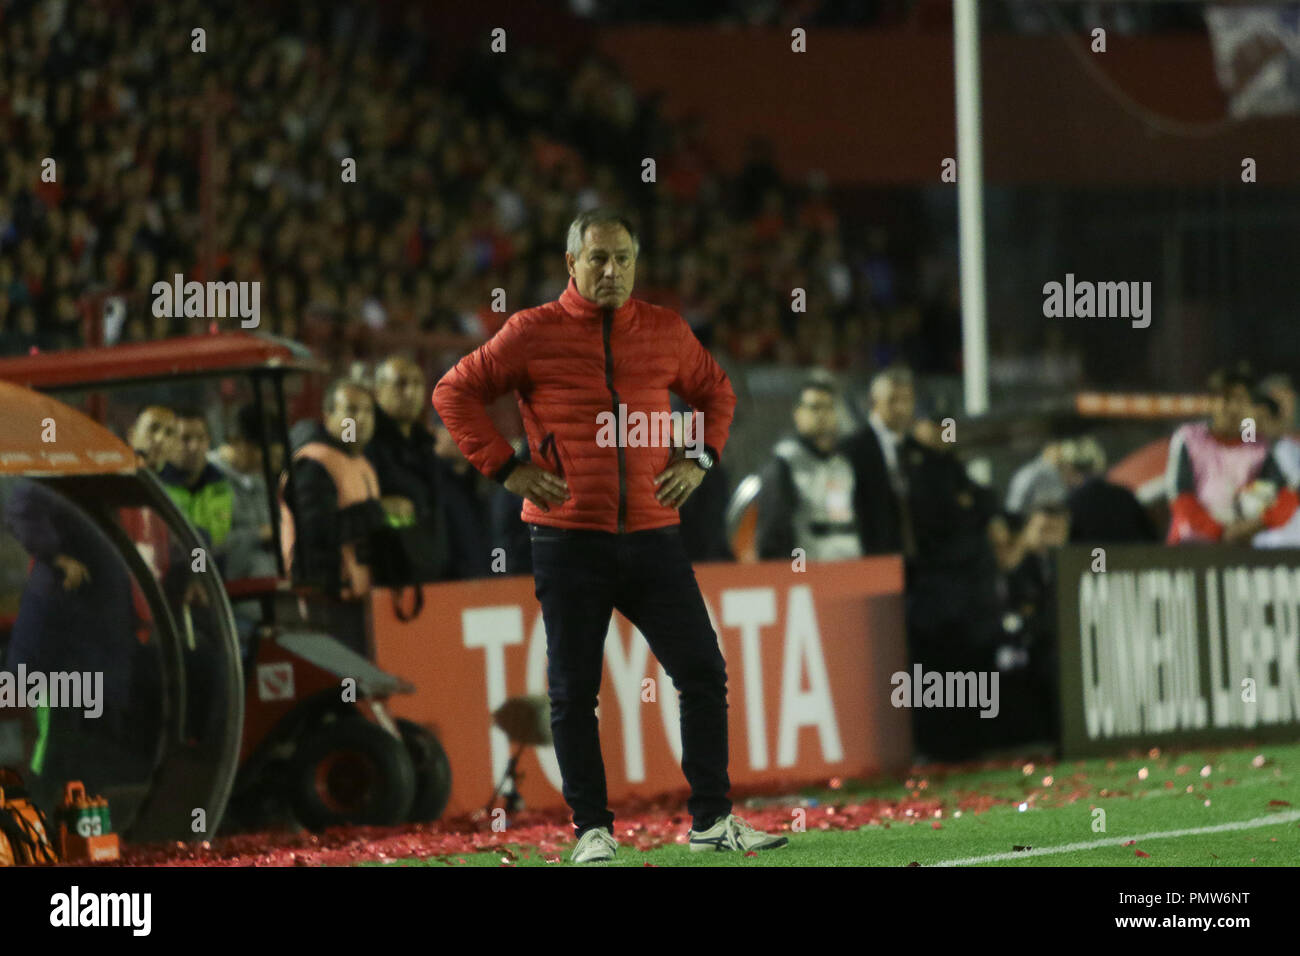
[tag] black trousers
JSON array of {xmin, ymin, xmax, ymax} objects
[{"xmin": 530, "ymin": 524, "xmax": 732, "ymax": 837}]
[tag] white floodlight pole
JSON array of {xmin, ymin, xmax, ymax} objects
[{"xmin": 954, "ymin": 0, "xmax": 991, "ymax": 484}]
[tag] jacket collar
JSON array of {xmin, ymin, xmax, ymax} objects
[
  {"xmin": 159, "ymin": 461, "xmax": 225, "ymax": 491},
  {"xmin": 372, "ymin": 404, "xmax": 431, "ymax": 447},
  {"xmin": 558, "ymin": 276, "xmax": 637, "ymax": 323},
  {"xmin": 798, "ymin": 433, "xmax": 837, "ymax": 461},
  {"xmin": 302, "ymin": 431, "xmax": 361, "ymax": 457}
]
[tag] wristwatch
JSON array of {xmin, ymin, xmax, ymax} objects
[{"xmin": 693, "ymin": 446, "xmax": 716, "ymax": 472}]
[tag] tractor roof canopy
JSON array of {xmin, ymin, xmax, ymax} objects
[
  {"xmin": 0, "ymin": 332, "xmax": 322, "ymax": 390},
  {"xmin": 0, "ymin": 380, "xmax": 136, "ymax": 477}
]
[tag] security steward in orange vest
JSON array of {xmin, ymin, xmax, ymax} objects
[{"xmin": 282, "ymin": 380, "xmax": 391, "ymax": 655}]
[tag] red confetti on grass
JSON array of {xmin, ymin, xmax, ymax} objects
[
  {"xmin": 92, "ymin": 756, "xmax": 1069, "ymax": 867},
  {"xmin": 931, "ymin": 822, "xmax": 942, "ymax": 829},
  {"xmin": 745, "ymin": 851, "xmax": 757, "ymax": 857},
  {"xmin": 1268, "ymin": 800, "xmax": 1292, "ymax": 807},
  {"xmin": 1123, "ymin": 840, "xmax": 1136, "ymax": 846},
  {"xmin": 1135, "ymin": 849, "xmax": 1150, "ymax": 858}
]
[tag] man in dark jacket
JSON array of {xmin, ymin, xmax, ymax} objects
[
  {"xmin": 288, "ymin": 381, "xmax": 389, "ymax": 654},
  {"xmin": 1060, "ymin": 437, "xmax": 1157, "ymax": 544},
  {"xmin": 432, "ymin": 413, "xmax": 494, "ymax": 578},
  {"xmin": 364, "ymin": 355, "xmax": 450, "ymax": 582},
  {"xmin": 842, "ymin": 366, "xmax": 1002, "ymax": 761}
]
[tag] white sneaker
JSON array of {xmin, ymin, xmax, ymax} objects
[
  {"xmin": 688, "ymin": 813, "xmax": 789, "ymax": 853},
  {"xmin": 570, "ymin": 826, "xmax": 618, "ymax": 863}
]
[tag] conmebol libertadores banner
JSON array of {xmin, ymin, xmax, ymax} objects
[{"xmin": 1057, "ymin": 545, "xmax": 1300, "ymax": 756}]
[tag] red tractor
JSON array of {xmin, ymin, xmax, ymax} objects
[{"xmin": 0, "ymin": 332, "xmax": 451, "ymax": 837}]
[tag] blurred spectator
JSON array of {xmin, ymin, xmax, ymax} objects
[
  {"xmin": 988, "ymin": 464, "xmax": 1067, "ymax": 750},
  {"xmin": 208, "ymin": 404, "xmax": 279, "ymax": 641},
  {"xmin": 159, "ymin": 409, "xmax": 234, "ymax": 557},
  {"xmin": 1252, "ymin": 389, "xmax": 1300, "ymax": 548},
  {"xmin": 843, "ymin": 365, "xmax": 1003, "ymax": 761},
  {"xmin": 842, "ymin": 366, "xmax": 917, "ymax": 556},
  {"xmin": 1059, "ymin": 436, "xmax": 1157, "ymax": 544},
  {"xmin": 286, "ymin": 381, "xmax": 386, "ymax": 589},
  {"xmin": 129, "ymin": 405, "xmax": 178, "ymax": 473},
  {"xmin": 432, "ymin": 413, "xmax": 494, "ymax": 578},
  {"xmin": 284, "ymin": 380, "xmax": 388, "ymax": 653},
  {"xmin": 364, "ymin": 355, "xmax": 450, "ymax": 582},
  {"xmin": 1259, "ymin": 373, "xmax": 1298, "ymax": 434},
  {"xmin": 1005, "ymin": 442, "xmax": 1063, "ymax": 520},
  {"xmin": 755, "ymin": 375, "xmax": 860, "ymax": 561},
  {"xmin": 208, "ymin": 404, "xmax": 279, "ymax": 580},
  {"xmin": 1165, "ymin": 365, "xmax": 1298, "ymax": 545}
]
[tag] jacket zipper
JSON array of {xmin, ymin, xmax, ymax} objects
[{"xmin": 602, "ymin": 309, "xmax": 627, "ymax": 534}]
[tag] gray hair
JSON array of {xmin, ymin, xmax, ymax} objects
[
  {"xmin": 566, "ymin": 208, "xmax": 640, "ymax": 260},
  {"xmin": 1059, "ymin": 436, "xmax": 1107, "ymax": 475},
  {"xmin": 322, "ymin": 377, "xmax": 373, "ymax": 417},
  {"xmin": 374, "ymin": 354, "xmax": 421, "ymax": 386}
]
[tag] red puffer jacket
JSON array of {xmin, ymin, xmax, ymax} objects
[{"xmin": 433, "ymin": 277, "xmax": 736, "ymax": 533}]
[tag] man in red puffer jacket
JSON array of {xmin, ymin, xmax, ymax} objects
[{"xmin": 434, "ymin": 209, "xmax": 788, "ymax": 862}]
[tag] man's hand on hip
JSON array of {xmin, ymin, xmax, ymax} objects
[
  {"xmin": 654, "ymin": 458, "xmax": 706, "ymax": 509},
  {"xmin": 505, "ymin": 463, "xmax": 570, "ymax": 511}
]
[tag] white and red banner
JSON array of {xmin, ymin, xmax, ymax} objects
[{"xmin": 373, "ymin": 557, "xmax": 909, "ymax": 816}]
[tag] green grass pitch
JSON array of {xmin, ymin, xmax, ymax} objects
[{"xmin": 371, "ymin": 742, "xmax": 1300, "ymax": 867}]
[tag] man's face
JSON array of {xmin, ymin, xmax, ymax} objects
[
  {"xmin": 1256, "ymin": 401, "xmax": 1284, "ymax": 441},
  {"xmin": 1268, "ymin": 384, "xmax": 1296, "ymax": 432},
  {"xmin": 131, "ymin": 407, "xmax": 177, "ymax": 471},
  {"xmin": 376, "ymin": 360, "xmax": 427, "ymax": 426},
  {"xmin": 327, "ymin": 386, "xmax": 375, "ymax": 449},
  {"xmin": 1212, "ymin": 385, "xmax": 1254, "ymax": 437},
  {"xmin": 873, "ymin": 381, "xmax": 916, "ymax": 434},
  {"xmin": 228, "ymin": 438, "xmax": 263, "ymax": 475},
  {"xmin": 793, "ymin": 387, "xmax": 839, "ymax": 451},
  {"xmin": 566, "ymin": 223, "xmax": 636, "ymax": 309},
  {"xmin": 174, "ymin": 418, "xmax": 211, "ymax": 476}
]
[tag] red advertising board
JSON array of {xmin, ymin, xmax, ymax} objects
[{"xmin": 373, "ymin": 556, "xmax": 909, "ymax": 816}]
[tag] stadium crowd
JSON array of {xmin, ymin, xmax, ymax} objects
[{"xmin": 0, "ymin": 0, "xmax": 953, "ymax": 381}]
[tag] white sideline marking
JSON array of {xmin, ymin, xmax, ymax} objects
[{"xmin": 930, "ymin": 810, "xmax": 1300, "ymax": 866}]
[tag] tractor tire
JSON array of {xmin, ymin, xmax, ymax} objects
[
  {"xmin": 397, "ymin": 718, "xmax": 453, "ymax": 823},
  {"xmin": 287, "ymin": 716, "xmax": 415, "ymax": 830}
]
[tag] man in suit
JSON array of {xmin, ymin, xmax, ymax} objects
[{"xmin": 843, "ymin": 366, "xmax": 1002, "ymax": 761}]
